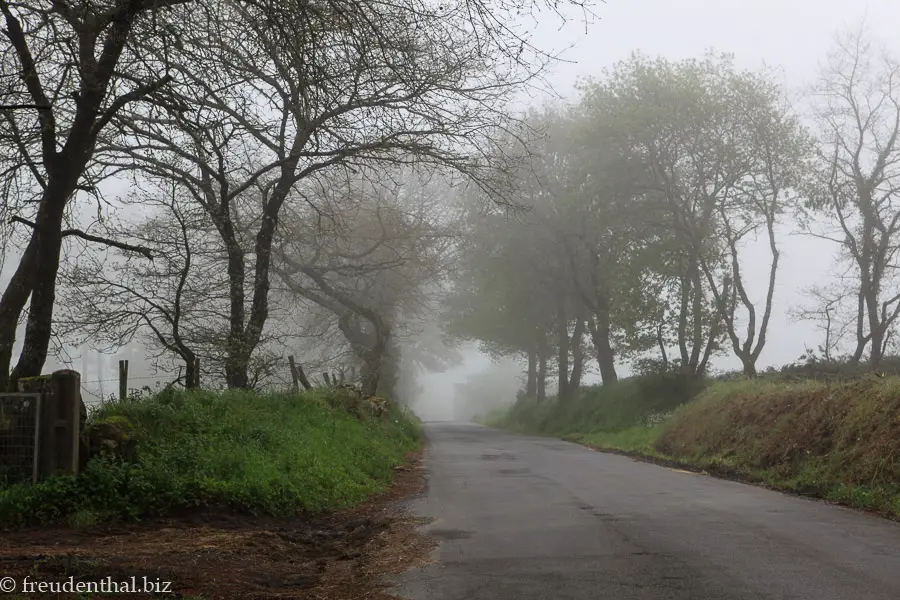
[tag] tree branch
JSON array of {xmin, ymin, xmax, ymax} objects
[
  {"xmin": 91, "ymin": 74, "xmax": 174, "ymax": 137},
  {"xmin": 10, "ymin": 216, "xmax": 153, "ymax": 259},
  {"xmin": 0, "ymin": 0, "xmax": 57, "ymax": 166}
]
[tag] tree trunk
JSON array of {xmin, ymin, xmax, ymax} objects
[
  {"xmin": 526, "ymin": 346, "xmax": 537, "ymax": 396},
  {"xmin": 338, "ymin": 312, "xmax": 390, "ymax": 398},
  {"xmin": 556, "ymin": 304, "xmax": 569, "ymax": 400},
  {"xmin": 677, "ymin": 274, "xmax": 691, "ymax": 372},
  {"xmin": 361, "ymin": 349, "xmax": 384, "ymax": 397},
  {"xmin": 184, "ymin": 352, "xmax": 198, "ymax": 389},
  {"xmin": 225, "ymin": 354, "xmax": 250, "ymax": 389},
  {"xmin": 537, "ymin": 336, "xmax": 548, "ymax": 402},
  {"xmin": 866, "ymin": 286, "xmax": 884, "ymax": 370},
  {"xmin": 377, "ymin": 336, "xmax": 401, "ymax": 398},
  {"xmin": 0, "ymin": 235, "xmax": 39, "ymax": 391},
  {"xmin": 222, "ymin": 222, "xmax": 250, "ymax": 389},
  {"xmin": 9, "ymin": 193, "xmax": 68, "ymax": 387},
  {"xmin": 587, "ymin": 312, "xmax": 618, "ymax": 385},
  {"xmin": 741, "ymin": 358, "xmax": 757, "ymax": 377},
  {"xmin": 657, "ymin": 322, "xmax": 668, "ymax": 372},
  {"xmin": 568, "ymin": 317, "xmax": 586, "ymax": 392},
  {"xmin": 688, "ymin": 263, "xmax": 704, "ymax": 373}
]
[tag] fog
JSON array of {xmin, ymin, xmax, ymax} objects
[
  {"xmin": 412, "ymin": 0, "xmax": 900, "ymax": 420},
  {"xmin": 4, "ymin": 0, "xmax": 900, "ymax": 420}
]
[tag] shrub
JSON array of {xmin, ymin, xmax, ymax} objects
[{"xmin": 491, "ymin": 372, "xmax": 706, "ymax": 435}]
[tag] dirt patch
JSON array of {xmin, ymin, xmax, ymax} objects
[{"xmin": 0, "ymin": 450, "xmax": 436, "ymax": 599}]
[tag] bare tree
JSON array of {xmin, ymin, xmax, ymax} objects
[
  {"xmin": 0, "ymin": 0, "xmax": 191, "ymax": 390},
  {"xmin": 274, "ymin": 168, "xmax": 458, "ymax": 396},
  {"xmin": 0, "ymin": 0, "xmax": 595, "ymax": 388},
  {"xmin": 790, "ymin": 282, "xmax": 856, "ymax": 363},
  {"xmin": 97, "ymin": 0, "xmax": 590, "ymax": 389},
  {"xmin": 803, "ymin": 27, "xmax": 900, "ymax": 369},
  {"xmin": 694, "ymin": 79, "xmax": 810, "ymax": 376},
  {"xmin": 56, "ymin": 180, "xmax": 225, "ymax": 388}
]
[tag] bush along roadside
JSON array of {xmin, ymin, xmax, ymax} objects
[
  {"xmin": 0, "ymin": 388, "xmax": 420, "ymax": 529},
  {"xmin": 483, "ymin": 373, "xmax": 705, "ymax": 434},
  {"xmin": 488, "ymin": 374, "xmax": 900, "ymax": 520}
]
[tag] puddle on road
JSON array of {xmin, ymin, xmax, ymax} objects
[
  {"xmin": 480, "ymin": 452, "xmax": 517, "ymax": 461},
  {"xmin": 427, "ymin": 528, "xmax": 473, "ymax": 540},
  {"xmin": 496, "ymin": 468, "xmax": 531, "ymax": 475}
]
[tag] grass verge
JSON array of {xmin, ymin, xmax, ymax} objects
[
  {"xmin": 570, "ymin": 424, "xmax": 668, "ymax": 456},
  {"xmin": 0, "ymin": 388, "xmax": 420, "ymax": 529}
]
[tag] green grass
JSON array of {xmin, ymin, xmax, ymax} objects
[
  {"xmin": 0, "ymin": 388, "xmax": 420, "ymax": 529},
  {"xmin": 575, "ymin": 423, "xmax": 668, "ymax": 455}
]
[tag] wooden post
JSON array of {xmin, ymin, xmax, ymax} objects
[
  {"xmin": 119, "ymin": 360, "xmax": 128, "ymax": 402},
  {"xmin": 19, "ymin": 370, "xmax": 83, "ymax": 479},
  {"xmin": 194, "ymin": 357, "xmax": 201, "ymax": 388},
  {"xmin": 288, "ymin": 356, "xmax": 300, "ymax": 392},
  {"xmin": 295, "ymin": 361, "xmax": 312, "ymax": 390}
]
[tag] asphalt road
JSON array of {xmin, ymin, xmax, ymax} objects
[{"xmin": 391, "ymin": 422, "xmax": 900, "ymax": 600}]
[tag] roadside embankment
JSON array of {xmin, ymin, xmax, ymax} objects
[
  {"xmin": 487, "ymin": 374, "xmax": 900, "ymax": 518},
  {"xmin": 0, "ymin": 388, "xmax": 420, "ymax": 529}
]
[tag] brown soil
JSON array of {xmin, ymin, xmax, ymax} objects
[{"xmin": 0, "ymin": 450, "xmax": 436, "ymax": 600}]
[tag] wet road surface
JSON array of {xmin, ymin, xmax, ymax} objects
[{"xmin": 392, "ymin": 422, "xmax": 900, "ymax": 600}]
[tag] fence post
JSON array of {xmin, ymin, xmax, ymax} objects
[
  {"xmin": 194, "ymin": 357, "xmax": 201, "ymax": 388},
  {"xmin": 18, "ymin": 370, "xmax": 83, "ymax": 479},
  {"xmin": 288, "ymin": 356, "xmax": 300, "ymax": 391},
  {"xmin": 298, "ymin": 365, "xmax": 312, "ymax": 390},
  {"xmin": 119, "ymin": 360, "xmax": 128, "ymax": 402}
]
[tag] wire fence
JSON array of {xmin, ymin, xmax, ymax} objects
[
  {"xmin": 80, "ymin": 375, "xmax": 169, "ymax": 385},
  {"xmin": 0, "ymin": 393, "xmax": 40, "ymax": 485},
  {"xmin": 80, "ymin": 374, "xmax": 173, "ymax": 408}
]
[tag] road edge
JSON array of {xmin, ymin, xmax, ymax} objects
[{"xmin": 570, "ymin": 438, "xmax": 900, "ymax": 523}]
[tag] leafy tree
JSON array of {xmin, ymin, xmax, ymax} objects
[{"xmin": 577, "ymin": 52, "xmax": 808, "ymax": 375}]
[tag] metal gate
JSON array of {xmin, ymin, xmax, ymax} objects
[{"xmin": 0, "ymin": 393, "xmax": 41, "ymax": 485}]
